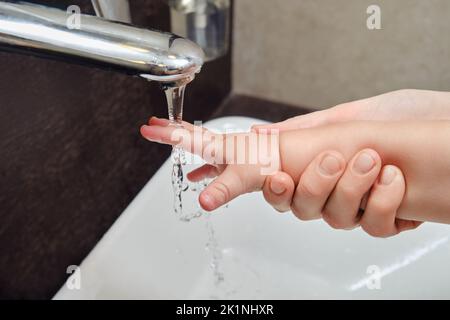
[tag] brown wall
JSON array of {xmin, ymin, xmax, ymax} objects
[{"xmin": 0, "ymin": 0, "xmax": 231, "ymax": 299}]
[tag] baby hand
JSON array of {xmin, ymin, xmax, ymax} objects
[{"xmin": 141, "ymin": 117, "xmax": 275, "ymax": 211}]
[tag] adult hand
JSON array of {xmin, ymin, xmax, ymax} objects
[{"xmin": 252, "ymin": 90, "xmax": 446, "ymax": 235}]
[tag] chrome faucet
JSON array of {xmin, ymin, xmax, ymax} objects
[{"xmin": 0, "ymin": 1, "xmax": 205, "ymax": 84}]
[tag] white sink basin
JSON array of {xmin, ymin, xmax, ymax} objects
[{"xmin": 54, "ymin": 116, "xmax": 450, "ymax": 299}]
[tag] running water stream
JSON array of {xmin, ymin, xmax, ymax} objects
[
  {"xmin": 162, "ymin": 79, "xmax": 224, "ymax": 286},
  {"xmin": 164, "ymin": 84, "xmax": 188, "ymax": 217}
]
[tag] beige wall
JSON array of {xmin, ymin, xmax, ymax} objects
[{"xmin": 232, "ymin": 0, "xmax": 450, "ymax": 109}]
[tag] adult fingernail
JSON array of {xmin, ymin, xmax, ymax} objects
[
  {"xmin": 319, "ymin": 154, "xmax": 342, "ymax": 176},
  {"xmin": 270, "ymin": 179, "xmax": 286, "ymax": 195},
  {"xmin": 380, "ymin": 166, "xmax": 397, "ymax": 185},
  {"xmin": 353, "ymin": 152, "xmax": 375, "ymax": 174}
]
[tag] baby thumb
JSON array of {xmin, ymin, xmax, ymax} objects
[{"xmin": 199, "ymin": 166, "xmax": 248, "ymax": 211}]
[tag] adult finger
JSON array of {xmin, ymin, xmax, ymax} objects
[
  {"xmin": 360, "ymin": 165, "xmax": 421, "ymax": 237},
  {"xmin": 322, "ymin": 149, "xmax": 382, "ymax": 230},
  {"xmin": 290, "ymin": 151, "xmax": 346, "ymax": 221}
]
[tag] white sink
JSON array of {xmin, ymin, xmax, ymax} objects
[{"xmin": 54, "ymin": 116, "xmax": 450, "ymax": 300}]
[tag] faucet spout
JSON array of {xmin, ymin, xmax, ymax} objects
[{"xmin": 0, "ymin": 1, "xmax": 205, "ymax": 83}]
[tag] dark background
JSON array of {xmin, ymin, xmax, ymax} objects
[{"xmin": 0, "ymin": 0, "xmax": 231, "ymax": 299}]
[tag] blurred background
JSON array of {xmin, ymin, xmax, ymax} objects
[{"xmin": 233, "ymin": 0, "xmax": 450, "ymax": 109}]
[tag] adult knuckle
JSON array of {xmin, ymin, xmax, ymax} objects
[
  {"xmin": 291, "ymin": 203, "xmax": 318, "ymax": 221},
  {"xmin": 369, "ymin": 197, "xmax": 394, "ymax": 216},
  {"xmin": 297, "ymin": 180, "xmax": 322, "ymax": 199},
  {"xmin": 361, "ymin": 223, "xmax": 391, "ymax": 238},
  {"xmin": 338, "ymin": 182, "xmax": 362, "ymax": 202},
  {"xmin": 322, "ymin": 209, "xmax": 345, "ymax": 229},
  {"xmin": 322, "ymin": 208, "xmax": 358, "ymax": 230}
]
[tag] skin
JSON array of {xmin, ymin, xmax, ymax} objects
[
  {"xmin": 254, "ymin": 89, "xmax": 450, "ymax": 233},
  {"xmin": 171, "ymin": 121, "xmax": 410, "ymax": 236},
  {"xmin": 142, "ymin": 117, "xmax": 450, "ymax": 231},
  {"xmin": 279, "ymin": 121, "xmax": 450, "ymax": 225},
  {"xmin": 141, "ymin": 90, "xmax": 450, "ymax": 237}
]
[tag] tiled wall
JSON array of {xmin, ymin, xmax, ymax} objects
[{"xmin": 233, "ymin": 0, "xmax": 450, "ymax": 109}]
